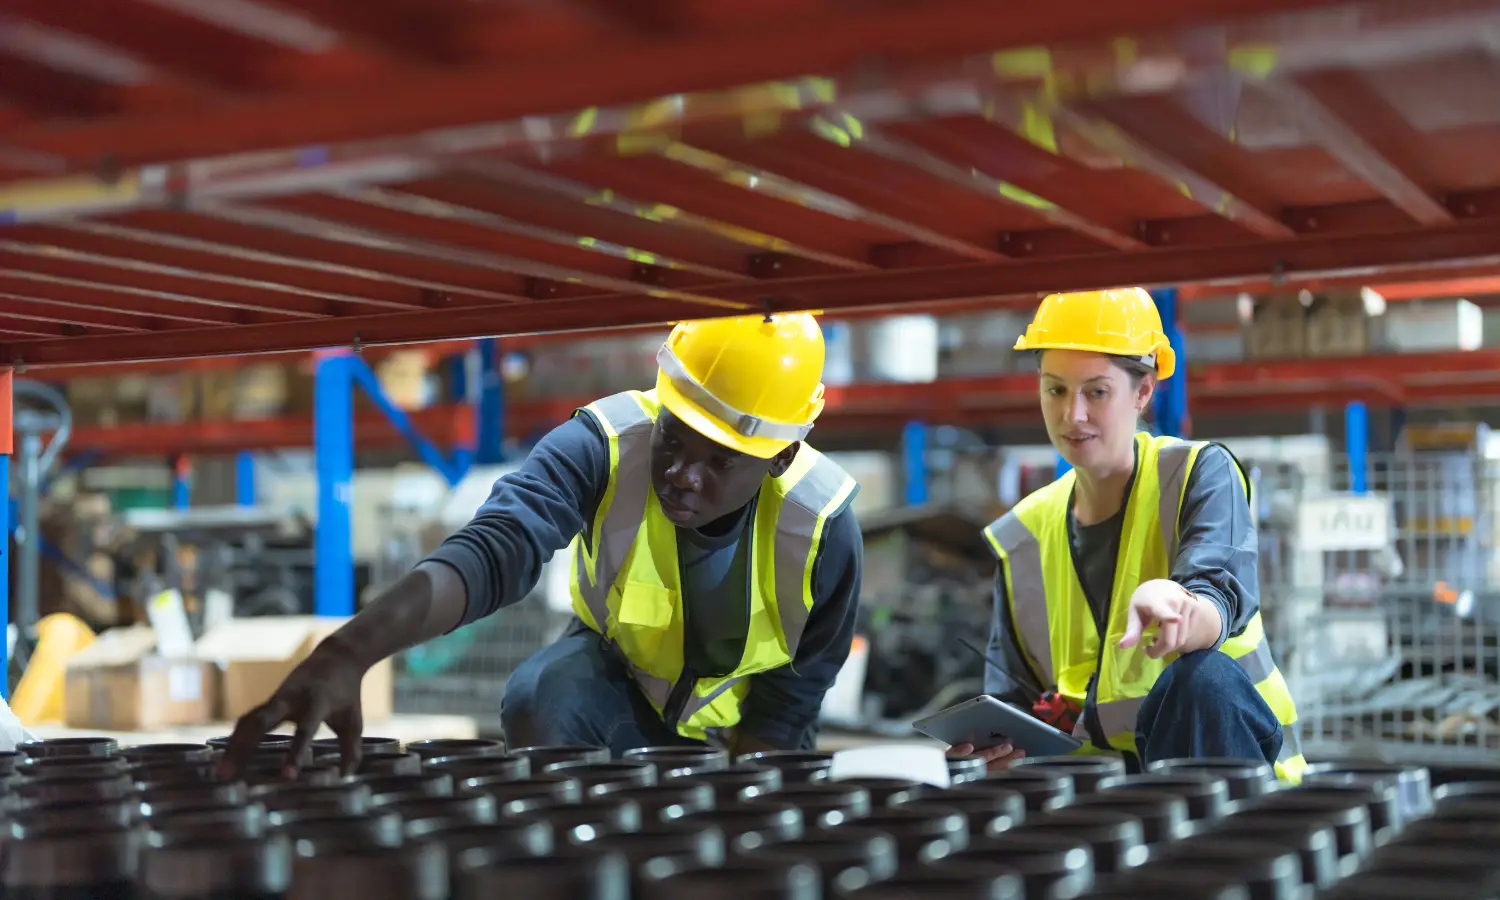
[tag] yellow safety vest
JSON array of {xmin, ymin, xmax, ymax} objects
[
  {"xmin": 569, "ymin": 389, "xmax": 859, "ymax": 742},
  {"xmin": 983, "ymin": 433, "xmax": 1306, "ymax": 782}
]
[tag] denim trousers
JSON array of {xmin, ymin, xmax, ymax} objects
[
  {"xmin": 500, "ymin": 622, "xmax": 704, "ymax": 757},
  {"xmin": 1133, "ymin": 648, "xmax": 1285, "ymax": 768},
  {"xmin": 502, "ymin": 625, "xmax": 1285, "ymax": 766}
]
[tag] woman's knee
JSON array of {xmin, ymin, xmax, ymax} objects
[
  {"xmin": 1150, "ymin": 649, "xmax": 1280, "ymax": 737},
  {"xmin": 1162, "ymin": 649, "xmax": 1249, "ymax": 703}
]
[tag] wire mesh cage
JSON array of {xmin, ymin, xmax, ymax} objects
[
  {"xmin": 393, "ymin": 599, "xmax": 568, "ymax": 735},
  {"xmin": 366, "ymin": 504, "xmax": 568, "ymax": 735},
  {"xmin": 1254, "ymin": 451, "xmax": 1500, "ymax": 767}
]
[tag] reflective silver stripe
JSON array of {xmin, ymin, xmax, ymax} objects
[
  {"xmin": 573, "ymin": 393, "xmax": 655, "ymax": 620},
  {"xmin": 578, "ymin": 392, "xmax": 854, "ymax": 724},
  {"xmin": 1156, "ymin": 438, "xmax": 1193, "ymax": 557},
  {"xmin": 990, "ymin": 514, "xmax": 1053, "ymax": 684},
  {"xmin": 1234, "ymin": 640, "xmax": 1277, "ymax": 686},
  {"xmin": 656, "ymin": 344, "xmax": 813, "ymax": 442},
  {"xmin": 1093, "ymin": 697, "xmax": 1142, "ymax": 740},
  {"xmin": 680, "ymin": 676, "xmax": 744, "ymax": 720},
  {"xmin": 1280, "ymin": 719, "xmax": 1303, "ymax": 761},
  {"xmin": 773, "ymin": 451, "xmax": 857, "ymax": 659}
]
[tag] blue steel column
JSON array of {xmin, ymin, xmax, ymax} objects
[
  {"xmin": 475, "ymin": 338, "xmax": 505, "ymax": 465},
  {"xmin": 235, "ymin": 452, "xmax": 256, "ymax": 506},
  {"xmin": 1151, "ymin": 287, "xmax": 1187, "ymax": 438},
  {"xmin": 1345, "ymin": 402, "xmax": 1369, "ymax": 494},
  {"xmin": 171, "ymin": 455, "xmax": 192, "ymax": 509},
  {"xmin": 314, "ymin": 353, "xmax": 356, "ymax": 617},
  {"xmin": 0, "ymin": 369, "xmax": 10, "ymax": 697},
  {"xmin": 901, "ymin": 420, "xmax": 929, "ymax": 505}
]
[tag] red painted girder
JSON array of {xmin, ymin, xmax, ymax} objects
[
  {"xmin": 62, "ymin": 349, "xmax": 1500, "ymax": 456},
  {"xmin": 66, "ymin": 402, "xmax": 477, "ymax": 458},
  {"xmin": 31, "ymin": 339, "xmax": 477, "ymax": 380},
  {"xmin": 6, "ymin": 0, "xmax": 1353, "ymax": 167},
  {"xmin": 8, "ymin": 211, "xmax": 1500, "ymax": 368}
]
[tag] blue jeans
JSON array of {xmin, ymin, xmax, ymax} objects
[
  {"xmin": 501, "ymin": 623, "xmax": 704, "ymax": 757},
  {"xmin": 1134, "ymin": 650, "xmax": 1284, "ymax": 768}
]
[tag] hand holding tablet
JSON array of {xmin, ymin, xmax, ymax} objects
[{"xmin": 912, "ymin": 694, "xmax": 1084, "ymax": 759}]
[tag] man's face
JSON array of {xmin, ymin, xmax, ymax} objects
[{"xmin": 649, "ymin": 409, "xmax": 789, "ymax": 530}]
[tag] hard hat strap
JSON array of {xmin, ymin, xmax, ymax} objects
[{"xmin": 656, "ymin": 345, "xmax": 813, "ymax": 442}]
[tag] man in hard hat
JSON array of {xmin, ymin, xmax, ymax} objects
[
  {"xmin": 221, "ymin": 313, "xmax": 862, "ymax": 771},
  {"xmin": 952, "ymin": 288, "xmax": 1304, "ymax": 780}
]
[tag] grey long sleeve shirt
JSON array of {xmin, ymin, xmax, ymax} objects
[{"xmin": 983, "ymin": 443, "xmax": 1260, "ymax": 704}]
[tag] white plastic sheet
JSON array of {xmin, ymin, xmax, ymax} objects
[
  {"xmin": 828, "ymin": 743, "xmax": 951, "ymax": 788},
  {"xmin": 0, "ymin": 695, "xmax": 38, "ymax": 751}
]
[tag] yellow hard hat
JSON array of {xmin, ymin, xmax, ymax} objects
[
  {"xmin": 655, "ymin": 312, "xmax": 827, "ymax": 458},
  {"xmin": 1013, "ymin": 287, "xmax": 1176, "ymax": 380}
]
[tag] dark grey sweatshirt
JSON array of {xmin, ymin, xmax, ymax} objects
[
  {"xmin": 425, "ymin": 411, "xmax": 863, "ymax": 750},
  {"xmin": 984, "ymin": 443, "xmax": 1260, "ymax": 703}
]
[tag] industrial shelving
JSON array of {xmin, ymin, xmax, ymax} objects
[
  {"xmin": 54, "ymin": 348, "xmax": 1500, "ymax": 458},
  {"xmin": 5, "ymin": 0, "xmax": 1500, "ymax": 686}
]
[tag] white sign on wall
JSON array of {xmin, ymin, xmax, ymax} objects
[{"xmin": 1296, "ymin": 494, "xmax": 1392, "ymax": 552}]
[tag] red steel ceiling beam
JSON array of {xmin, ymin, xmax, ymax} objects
[
  {"xmin": 206, "ymin": 200, "xmax": 753, "ymax": 309},
  {"xmin": 1252, "ymin": 74, "xmax": 1452, "ymax": 227},
  {"xmin": 329, "ymin": 185, "xmax": 752, "ymax": 282},
  {"xmin": 1, "ymin": 0, "xmax": 1360, "ymax": 169},
  {"xmin": 0, "ymin": 239, "xmax": 432, "ymax": 315},
  {"xmin": 5, "ymin": 0, "xmax": 1491, "ymax": 234},
  {"xmin": 464, "ymin": 159, "xmax": 874, "ymax": 273},
  {"xmin": 803, "ymin": 123, "xmax": 1145, "ymax": 252},
  {"xmin": 9, "ymin": 208, "xmax": 1500, "ymax": 370},
  {"xmin": 647, "ymin": 142, "xmax": 1005, "ymax": 263},
  {"xmin": 55, "ymin": 217, "xmax": 531, "ymax": 305},
  {"xmin": 3, "ymin": 0, "xmax": 314, "ymax": 92}
]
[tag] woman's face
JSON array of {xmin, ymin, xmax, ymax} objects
[{"xmin": 1039, "ymin": 350, "xmax": 1154, "ymax": 471}]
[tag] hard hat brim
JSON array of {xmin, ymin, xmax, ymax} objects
[
  {"xmin": 655, "ymin": 370, "xmax": 792, "ymax": 459},
  {"xmin": 1013, "ymin": 337, "xmax": 1176, "ymax": 380}
]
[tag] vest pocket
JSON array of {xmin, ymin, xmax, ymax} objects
[{"xmin": 611, "ymin": 581, "xmax": 678, "ymax": 670}]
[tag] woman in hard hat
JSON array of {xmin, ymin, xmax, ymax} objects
[
  {"xmin": 951, "ymin": 288, "xmax": 1305, "ymax": 780},
  {"xmin": 218, "ymin": 313, "xmax": 863, "ymax": 772}
]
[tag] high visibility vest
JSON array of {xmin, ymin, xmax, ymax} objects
[
  {"xmin": 568, "ymin": 389, "xmax": 859, "ymax": 742},
  {"xmin": 983, "ymin": 433, "xmax": 1306, "ymax": 782}
]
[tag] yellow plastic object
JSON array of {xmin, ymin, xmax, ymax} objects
[
  {"xmin": 11, "ymin": 613, "xmax": 96, "ymax": 726},
  {"xmin": 655, "ymin": 312, "xmax": 827, "ymax": 458},
  {"xmin": 1013, "ymin": 287, "xmax": 1177, "ymax": 379}
]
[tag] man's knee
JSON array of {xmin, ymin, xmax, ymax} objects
[{"xmin": 501, "ymin": 633, "xmax": 613, "ymax": 738}]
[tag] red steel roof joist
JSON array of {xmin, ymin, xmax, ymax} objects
[{"xmin": 0, "ymin": 0, "xmax": 1499, "ymax": 371}]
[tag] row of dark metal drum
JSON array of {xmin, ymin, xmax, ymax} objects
[{"xmin": 1, "ymin": 734, "xmax": 1496, "ymax": 899}]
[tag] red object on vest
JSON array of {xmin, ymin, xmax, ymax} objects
[{"xmin": 1033, "ymin": 691, "xmax": 1081, "ymax": 734}]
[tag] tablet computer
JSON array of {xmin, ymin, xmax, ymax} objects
[{"xmin": 911, "ymin": 695, "xmax": 1084, "ymax": 757}]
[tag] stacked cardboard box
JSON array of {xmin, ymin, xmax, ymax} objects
[{"xmin": 62, "ymin": 616, "xmax": 394, "ymax": 732}]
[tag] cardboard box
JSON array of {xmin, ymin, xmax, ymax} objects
[
  {"xmin": 63, "ymin": 626, "xmax": 219, "ymax": 730},
  {"xmin": 194, "ymin": 617, "xmax": 394, "ymax": 723}
]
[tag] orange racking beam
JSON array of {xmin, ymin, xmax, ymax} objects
[{"xmin": 59, "ymin": 350, "xmax": 1500, "ymax": 457}]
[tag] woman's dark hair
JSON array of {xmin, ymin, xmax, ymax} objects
[
  {"xmin": 1108, "ymin": 355, "xmax": 1155, "ymax": 385},
  {"xmin": 1035, "ymin": 350, "xmax": 1155, "ymax": 385}
]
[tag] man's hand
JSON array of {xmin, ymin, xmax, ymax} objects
[
  {"xmin": 1118, "ymin": 578, "xmax": 1223, "ymax": 658},
  {"xmin": 948, "ymin": 741, "xmax": 1025, "ymax": 774},
  {"xmin": 731, "ymin": 730, "xmax": 782, "ymax": 759},
  {"xmin": 217, "ymin": 637, "xmax": 369, "ymax": 780}
]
